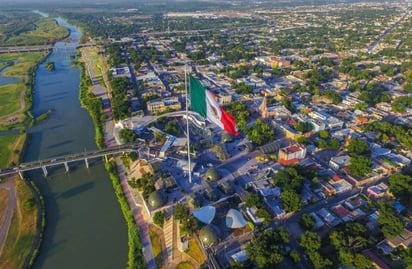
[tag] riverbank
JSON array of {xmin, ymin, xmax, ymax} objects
[
  {"xmin": 105, "ymin": 160, "xmax": 146, "ymax": 269},
  {"xmin": 77, "ymin": 46, "xmax": 146, "ymax": 268},
  {"xmin": 77, "ymin": 59, "xmax": 105, "ymax": 149},
  {"xmin": 0, "ymin": 51, "xmax": 49, "ymax": 131},
  {"xmin": 0, "ymin": 50, "xmax": 50, "ymax": 269},
  {"xmin": 0, "ymin": 177, "xmax": 39, "ymax": 269}
]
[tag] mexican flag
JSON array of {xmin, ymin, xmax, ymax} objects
[{"xmin": 189, "ymin": 75, "xmax": 239, "ymax": 136}]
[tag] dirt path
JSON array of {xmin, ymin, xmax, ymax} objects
[{"xmin": 0, "ymin": 178, "xmax": 17, "ymax": 255}]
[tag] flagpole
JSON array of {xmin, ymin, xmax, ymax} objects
[{"xmin": 185, "ymin": 63, "xmax": 192, "ymax": 184}]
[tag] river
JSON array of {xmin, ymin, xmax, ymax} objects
[{"xmin": 23, "ymin": 17, "xmax": 128, "ymax": 269}]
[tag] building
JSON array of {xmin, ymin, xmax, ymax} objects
[
  {"xmin": 329, "ymin": 155, "xmax": 350, "ymax": 170},
  {"xmin": 147, "ymin": 97, "xmax": 181, "ymax": 114},
  {"xmin": 273, "ymin": 120, "xmax": 302, "ymax": 140},
  {"xmin": 367, "ymin": 183, "xmax": 389, "ymax": 199},
  {"xmin": 278, "ymin": 144, "xmax": 307, "ymax": 166},
  {"xmin": 270, "ymin": 57, "xmax": 291, "ymax": 68},
  {"xmin": 260, "ymin": 97, "xmax": 292, "ymax": 119}
]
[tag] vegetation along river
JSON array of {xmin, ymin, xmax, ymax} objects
[{"xmin": 24, "ymin": 17, "xmax": 127, "ymax": 269}]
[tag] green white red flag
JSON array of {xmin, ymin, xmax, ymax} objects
[{"xmin": 189, "ymin": 75, "xmax": 239, "ymax": 136}]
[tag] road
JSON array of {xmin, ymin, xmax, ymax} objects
[
  {"xmin": 367, "ymin": 11, "xmax": 409, "ymax": 54},
  {"xmin": 0, "ymin": 178, "xmax": 17, "ymax": 254}
]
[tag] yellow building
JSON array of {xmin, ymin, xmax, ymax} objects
[{"xmin": 147, "ymin": 97, "xmax": 181, "ymax": 114}]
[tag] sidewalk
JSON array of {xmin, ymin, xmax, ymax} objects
[{"xmin": 116, "ymin": 159, "xmax": 157, "ymax": 269}]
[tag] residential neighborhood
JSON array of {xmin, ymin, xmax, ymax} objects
[{"xmin": 72, "ymin": 1, "xmax": 412, "ymax": 268}]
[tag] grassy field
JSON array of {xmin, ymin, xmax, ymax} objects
[
  {"xmin": 0, "ymin": 52, "xmax": 46, "ymax": 126},
  {"xmin": 0, "ymin": 83, "xmax": 24, "ymax": 118},
  {"xmin": 0, "ymin": 15, "xmax": 68, "ymax": 46},
  {"xmin": 0, "ymin": 134, "xmax": 25, "ymax": 168},
  {"xmin": 149, "ymin": 226, "xmax": 165, "ymax": 269},
  {"xmin": 1, "ymin": 52, "xmax": 46, "ymax": 79},
  {"xmin": 0, "ymin": 189, "xmax": 9, "ymax": 225},
  {"xmin": 186, "ymin": 237, "xmax": 206, "ymax": 265},
  {"xmin": 0, "ymin": 178, "xmax": 38, "ymax": 269},
  {"xmin": 89, "ymin": 47, "xmax": 104, "ymax": 77},
  {"xmin": 175, "ymin": 262, "xmax": 195, "ymax": 269},
  {"xmin": 81, "ymin": 46, "xmax": 105, "ymax": 79}
]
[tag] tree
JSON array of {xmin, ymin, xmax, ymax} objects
[
  {"xmin": 353, "ymin": 254, "xmax": 372, "ymax": 269},
  {"xmin": 308, "ymin": 251, "xmax": 333, "ymax": 269},
  {"xmin": 119, "ymin": 128, "xmax": 138, "ymax": 143},
  {"xmin": 319, "ymin": 130, "xmax": 329, "ymax": 139},
  {"xmin": 153, "ymin": 211, "xmax": 165, "ymax": 227},
  {"xmin": 290, "ymin": 249, "xmax": 301, "ymax": 263},
  {"xmin": 300, "ymin": 231, "xmax": 321, "ymax": 252},
  {"xmin": 297, "ymin": 136, "xmax": 309, "ymax": 145},
  {"xmin": 245, "ymin": 193, "xmax": 263, "ymax": 208},
  {"xmin": 377, "ymin": 201, "xmax": 404, "ymax": 239},
  {"xmin": 348, "ymin": 156, "xmax": 372, "ymax": 177},
  {"xmin": 300, "ymin": 213, "xmax": 315, "ymax": 230},
  {"xmin": 329, "ymin": 138, "xmax": 341, "ymax": 150},
  {"xmin": 224, "ymin": 102, "xmax": 251, "ymax": 131},
  {"xmin": 233, "ymin": 82, "xmax": 254, "ymax": 94},
  {"xmin": 174, "ymin": 204, "xmax": 189, "ymax": 220},
  {"xmin": 164, "ymin": 119, "xmax": 180, "ymax": 135},
  {"xmin": 293, "ymin": 121, "xmax": 312, "ymax": 133},
  {"xmin": 272, "ymin": 166, "xmax": 304, "ymax": 193},
  {"xmin": 282, "ymin": 190, "xmax": 303, "ymax": 212},
  {"xmin": 347, "ymin": 138, "xmax": 369, "ymax": 156},
  {"xmin": 389, "ymin": 174, "xmax": 412, "ymax": 205},
  {"xmin": 246, "ymin": 230, "xmax": 289, "ymax": 268},
  {"xmin": 256, "ymin": 208, "xmax": 272, "ymax": 226},
  {"xmin": 246, "ymin": 119, "xmax": 275, "ymax": 146}
]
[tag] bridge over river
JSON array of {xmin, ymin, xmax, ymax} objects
[
  {"xmin": 0, "ymin": 42, "xmax": 95, "ymax": 54},
  {"xmin": 0, "ymin": 142, "xmax": 142, "ymax": 178}
]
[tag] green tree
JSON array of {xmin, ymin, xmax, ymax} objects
[
  {"xmin": 246, "ymin": 119, "xmax": 275, "ymax": 146},
  {"xmin": 290, "ymin": 249, "xmax": 301, "ymax": 263},
  {"xmin": 308, "ymin": 251, "xmax": 333, "ymax": 269},
  {"xmin": 246, "ymin": 230, "xmax": 289, "ymax": 268},
  {"xmin": 389, "ymin": 174, "xmax": 412, "ymax": 205},
  {"xmin": 224, "ymin": 101, "xmax": 251, "ymax": 131},
  {"xmin": 347, "ymin": 138, "xmax": 369, "ymax": 155},
  {"xmin": 300, "ymin": 231, "xmax": 321, "ymax": 252},
  {"xmin": 282, "ymin": 190, "xmax": 303, "ymax": 212},
  {"xmin": 256, "ymin": 208, "xmax": 272, "ymax": 226},
  {"xmin": 319, "ymin": 130, "xmax": 329, "ymax": 139},
  {"xmin": 329, "ymin": 138, "xmax": 341, "ymax": 150},
  {"xmin": 153, "ymin": 211, "xmax": 165, "ymax": 227},
  {"xmin": 245, "ymin": 193, "xmax": 263, "ymax": 208},
  {"xmin": 353, "ymin": 254, "xmax": 372, "ymax": 269},
  {"xmin": 164, "ymin": 119, "xmax": 180, "ymax": 135},
  {"xmin": 300, "ymin": 213, "xmax": 315, "ymax": 230},
  {"xmin": 378, "ymin": 201, "xmax": 404, "ymax": 239},
  {"xmin": 272, "ymin": 166, "xmax": 304, "ymax": 193},
  {"xmin": 349, "ymin": 156, "xmax": 372, "ymax": 177},
  {"xmin": 174, "ymin": 204, "xmax": 189, "ymax": 220},
  {"xmin": 293, "ymin": 121, "xmax": 312, "ymax": 133},
  {"xmin": 119, "ymin": 128, "xmax": 138, "ymax": 143},
  {"xmin": 297, "ymin": 136, "xmax": 309, "ymax": 145}
]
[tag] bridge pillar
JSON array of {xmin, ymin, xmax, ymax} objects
[
  {"xmin": 18, "ymin": 171, "xmax": 24, "ymax": 180},
  {"xmin": 85, "ymin": 158, "xmax": 89, "ymax": 168},
  {"xmin": 64, "ymin": 162, "xmax": 69, "ymax": 172},
  {"xmin": 42, "ymin": 166, "xmax": 48, "ymax": 177},
  {"xmin": 104, "ymin": 155, "xmax": 108, "ymax": 163}
]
